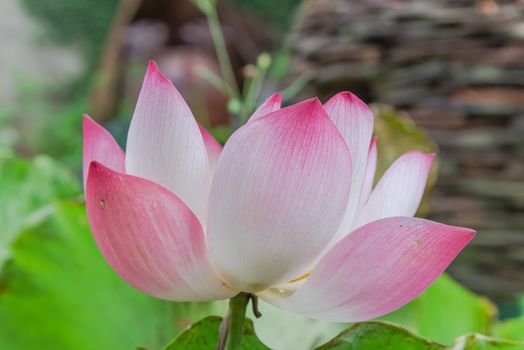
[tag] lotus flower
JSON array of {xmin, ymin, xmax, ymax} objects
[{"xmin": 83, "ymin": 61, "xmax": 474, "ymax": 322}]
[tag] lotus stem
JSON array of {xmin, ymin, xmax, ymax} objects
[{"xmin": 216, "ymin": 293, "xmax": 250, "ymax": 350}]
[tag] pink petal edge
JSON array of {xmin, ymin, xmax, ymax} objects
[
  {"xmin": 82, "ymin": 114, "xmax": 125, "ymax": 190},
  {"xmin": 263, "ymin": 216, "xmax": 474, "ymax": 322},
  {"xmin": 85, "ymin": 161, "xmax": 235, "ymax": 301},
  {"xmin": 324, "ymin": 92, "xmax": 374, "ymax": 245},
  {"xmin": 125, "ymin": 60, "xmax": 211, "ymax": 222},
  {"xmin": 356, "ymin": 135, "xmax": 378, "ymax": 218},
  {"xmin": 198, "ymin": 123, "xmax": 222, "ymax": 169},
  {"xmin": 249, "ymin": 92, "xmax": 282, "ymax": 122},
  {"xmin": 354, "ymin": 151, "xmax": 435, "ymax": 229}
]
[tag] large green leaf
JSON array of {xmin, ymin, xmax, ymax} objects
[
  {"xmin": 317, "ymin": 322, "xmax": 442, "ymax": 350},
  {"xmin": 0, "ymin": 201, "xmax": 218, "ymax": 350},
  {"xmin": 316, "ymin": 322, "xmax": 524, "ymax": 350},
  {"xmin": 163, "ymin": 316, "xmax": 269, "ymax": 350},
  {"xmin": 383, "ymin": 274, "xmax": 496, "ymax": 345}
]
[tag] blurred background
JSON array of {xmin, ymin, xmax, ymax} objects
[{"xmin": 0, "ymin": 0, "xmax": 523, "ymax": 349}]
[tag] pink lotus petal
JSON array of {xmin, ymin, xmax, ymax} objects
[
  {"xmin": 324, "ymin": 92, "xmax": 374, "ymax": 244},
  {"xmin": 248, "ymin": 93, "xmax": 282, "ymax": 122},
  {"xmin": 198, "ymin": 124, "xmax": 222, "ymax": 170},
  {"xmin": 206, "ymin": 98, "xmax": 352, "ymax": 292},
  {"xmin": 125, "ymin": 61, "xmax": 210, "ymax": 222},
  {"xmin": 82, "ymin": 115, "xmax": 125, "ymax": 190},
  {"xmin": 357, "ymin": 136, "xmax": 378, "ymax": 215},
  {"xmin": 354, "ymin": 151, "xmax": 435, "ymax": 229},
  {"xmin": 318, "ymin": 136, "xmax": 379, "ymax": 259},
  {"xmin": 85, "ymin": 162, "xmax": 235, "ymax": 301},
  {"xmin": 264, "ymin": 217, "xmax": 474, "ymax": 322}
]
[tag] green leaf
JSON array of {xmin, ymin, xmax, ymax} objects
[
  {"xmin": 0, "ymin": 201, "xmax": 220, "ymax": 350},
  {"xmin": 494, "ymin": 317, "xmax": 524, "ymax": 342},
  {"xmin": 316, "ymin": 321, "xmax": 444, "ymax": 350},
  {"xmin": 454, "ymin": 334, "xmax": 524, "ymax": 350},
  {"xmin": 316, "ymin": 321, "xmax": 524, "ymax": 350},
  {"xmin": 382, "ymin": 274, "xmax": 496, "ymax": 345},
  {"xmin": 163, "ymin": 316, "xmax": 270, "ymax": 350}
]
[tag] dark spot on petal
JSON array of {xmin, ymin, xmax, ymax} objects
[
  {"xmin": 99, "ymin": 199, "xmax": 106, "ymax": 208},
  {"xmin": 414, "ymin": 239, "xmax": 422, "ymax": 247}
]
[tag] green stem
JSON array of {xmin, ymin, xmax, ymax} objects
[
  {"xmin": 217, "ymin": 293, "xmax": 250, "ymax": 350},
  {"xmin": 227, "ymin": 293, "xmax": 250, "ymax": 349},
  {"xmin": 239, "ymin": 67, "xmax": 267, "ymax": 123},
  {"xmin": 205, "ymin": 5, "xmax": 241, "ymax": 99}
]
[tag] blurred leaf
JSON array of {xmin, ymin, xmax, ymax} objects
[
  {"xmin": 454, "ymin": 334, "xmax": 524, "ymax": 350},
  {"xmin": 0, "ymin": 153, "xmax": 79, "ymax": 265},
  {"xmin": 32, "ymin": 99, "xmax": 87, "ymax": 168},
  {"xmin": 316, "ymin": 321, "xmax": 524, "ymax": 350},
  {"xmin": 317, "ymin": 321, "xmax": 443, "ymax": 350},
  {"xmin": 494, "ymin": 317, "xmax": 524, "ymax": 342},
  {"xmin": 372, "ymin": 104, "xmax": 438, "ymax": 216},
  {"xmin": 372, "ymin": 104, "xmax": 437, "ymax": 170},
  {"xmin": 163, "ymin": 316, "xmax": 269, "ymax": 350},
  {"xmin": 0, "ymin": 201, "xmax": 220, "ymax": 350},
  {"xmin": 383, "ymin": 274, "xmax": 496, "ymax": 345}
]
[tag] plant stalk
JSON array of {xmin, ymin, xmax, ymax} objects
[
  {"xmin": 216, "ymin": 293, "xmax": 250, "ymax": 350},
  {"xmin": 205, "ymin": 4, "xmax": 241, "ymax": 99}
]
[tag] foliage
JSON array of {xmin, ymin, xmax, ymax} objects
[
  {"xmin": 32, "ymin": 98, "xmax": 87, "ymax": 168},
  {"xmin": 0, "ymin": 201, "xmax": 220, "ymax": 350},
  {"xmin": 0, "ymin": 151, "xmax": 221, "ymax": 349},
  {"xmin": 163, "ymin": 316, "xmax": 269, "ymax": 350},
  {"xmin": 317, "ymin": 322, "xmax": 524, "ymax": 350},
  {"xmin": 495, "ymin": 317, "xmax": 524, "ymax": 342},
  {"xmin": 318, "ymin": 322, "xmax": 442, "ymax": 350},
  {"xmin": 383, "ymin": 274, "xmax": 496, "ymax": 345},
  {"xmin": 163, "ymin": 318, "xmax": 524, "ymax": 350}
]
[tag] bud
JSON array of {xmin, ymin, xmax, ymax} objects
[
  {"xmin": 227, "ymin": 98, "xmax": 242, "ymax": 115},
  {"xmin": 256, "ymin": 53, "xmax": 271, "ymax": 70}
]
